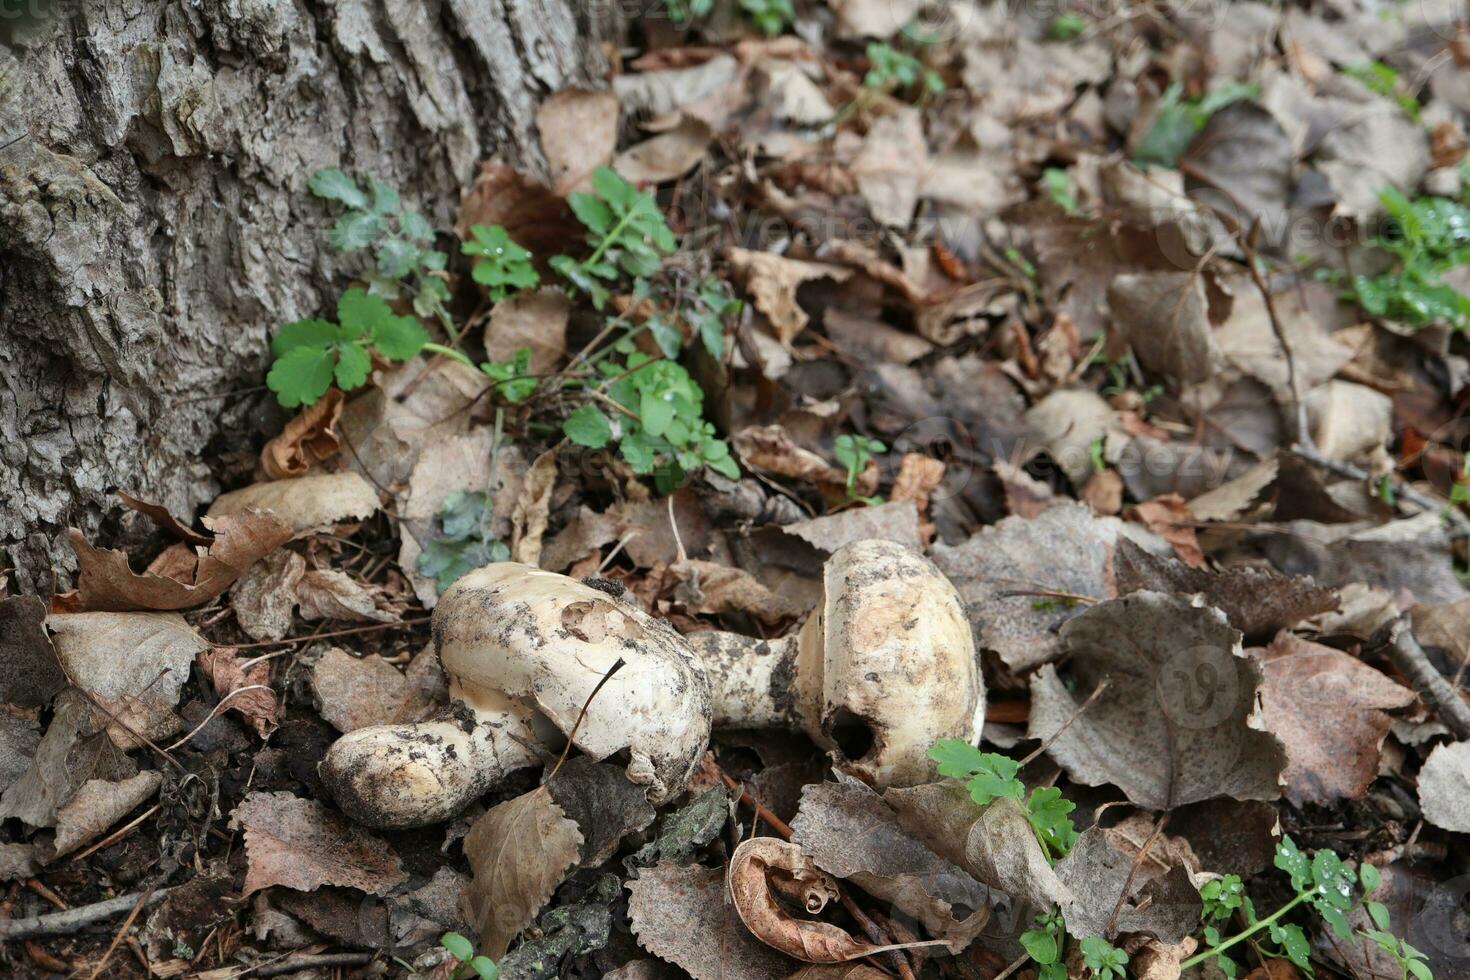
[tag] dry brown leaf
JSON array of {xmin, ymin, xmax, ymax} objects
[
  {"xmin": 931, "ymin": 502, "xmax": 1118, "ymax": 673},
  {"xmin": 615, "ymin": 116, "xmax": 713, "ymax": 184},
  {"xmin": 295, "ymin": 567, "xmax": 395, "ymax": 624},
  {"xmin": 890, "ymin": 454, "xmax": 945, "ymax": 544},
  {"xmin": 1083, "ymin": 469, "xmax": 1125, "ymax": 516},
  {"xmin": 485, "ymin": 289, "xmax": 569, "ymax": 375},
  {"xmin": 827, "ymin": 0, "xmax": 922, "ymax": 37},
  {"xmin": 0, "ymin": 842, "xmax": 39, "ymax": 882},
  {"xmin": 1257, "ymin": 633, "xmax": 1414, "ymax": 806},
  {"xmin": 51, "ymin": 770, "xmax": 162, "ymax": 858},
  {"xmin": 1304, "ymin": 381, "xmax": 1393, "ymax": 463},
  {"xmin": 1055, "ymin": 828, "xmax": 1202, "ymax": 942},
  {"xmin": 261, "ymin": 389, "xmax": 345, "ymax": 480},
  {"xmin": 1418, "ymin": 740, "xmax": 1470, "ymax": 832},
  {"xmin": 198, "ymin": 648, "xmax": 278, "ymax": 738},
  {"xmin": 455, "ymin": 161, "xmax": 583, "ymax": 269},
  {"xmin": 852, "ymin": 108, "xmax": 926, "ymax": 227},
  {"xmin": 463, "ymin": 787, "xmax": 583, "ymax": 959},
  {"xmin": 309, "ymin": 648, "xmax": 410, "ymax": 734},
  {"xmin": 538, "ymin": 89, "xmax": 620, "ymax": 195},
  {"xmin": 207, "ymin": 472, "xmax": 379, "ymax": 536},
  {"xmin": 1127, "ymin": 494, "xmax": 1206, "ymax": 568},
  {"xmin": 1126, "ymin": 934, "xmax": 1200, "ymax": 980},
  {"xmin": 732, "ymin": 425, "xmax": 874, "ymax": 497},
  {"xmin": 1113, "ymin": 538, "xmax": 1337, "ymax": 641},
  {"xmin": 511, "ymin": 449, "xmax": 557, "ymax": 567},
  {"xmin": 0, "ymin": 707, "xmax": 40, "ymax": 800},
  {"xmin": 768, "ymin": 503, "xmax": 923, "ymax": 556},
  {"xmin": 727, "ymin": 837, "xmax": 897, "ymax": 963},
  {"xmin": 0, "ymin": 691, "xmax": 136, "ymax": 828},
  {"xmin": 628, "ymin": 861, "xmax": 796, "ymax": 980},
  {"xmin": 1108, "ymin": 272, "xmax": 1221, "ymax": 384},
  {"xmin": 0, "ymin": 596, "xmax": 65, "ymax": 708},
  {"xmin": 786, "ymin": 968, "xmax": 891, "ymax": 980},
  {"xmin": 545, "ymin": 756, "xmax": 657, "ymax": 867},
  {"xmin": 117, "ymin": 492, "xmax": 213, "ymax": 548},
  {"xmin": 1023, "ymin": 389, "xmax": 1124, "ymax": 485},
  {"xmin": 995, "ymin": 460, "xmax": 1056, "ymax": 518},
  {"xmin": 232, "ymin": 791, "xmax": 406, "ymax": 896},
  {"xmin": 727, "ymin": 249, "xmax": 852, "ymax": 346},
  {"xmin": 68, "ymin": 511, "xmax": 292, "ymax": 613},
  {"xmin": 49, "ymin": 611, "xmax": 207, "ymax": 749},
  {"xmin": 1028, "ymin": 592, "xmax": 1286, "ymax": 810},
  {"xmin": 672, "ymin": 559, "xmax": 804, "ymax": 627},
  {"xmin": 790, "ymin": 779, "xmax": 993, "ymax": 951}
]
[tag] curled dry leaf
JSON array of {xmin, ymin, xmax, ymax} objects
[
  {"xmin": 510, "ymin": 448, "xmax": 557, "ymax": 567},
  {"xmin": 463, "ymin": 787, "xmax": 583, "ymax": 959},
  {"xmin": 615, "ymin": 116, "xmax": 713, "ymax": 185},
  {"xmin": 198, "ymin": 647, "xmax": 278, "ymax": 738},
  {"xmin": 207, "ymin": 472, "xmax": 379, "ymax": 536},
  {"xmin": 628, "ymin": 860, "xmax": 796, "ymax": 980},
  {"xmin": 261, "ymin": 388, "xmax": 345, "ymax": 479},
  {"xmin": 231, "ymin": 791, "xmax": 407, "ymax": 897},
  {"xmin": 51, "ymin": 770, "xmax": 162, "ymax": 859},
  {"xmin": 0, "ymin": 690, "xmax": 136, "ymax": 828},
  {"xmin": 672, "ymin": 559, "xmax": 804, "ymax": 627},
  {"xmin": 1028, "ymin": 592, "xmax": 1286, "ymax": 810},
  {"xmin": 727, "ymin": 248, "xmax": 852, "ymax": 346},
  {"xmin": 68, "ymin": 510, "xmax": 292, "ymax": 612},
  {"xmin": 727, "ymin": 837, "xmax": 903, "ymax": 963},
  {"xmin": 1257, "ymin": 633, "xmax": 1414, "ymax": 806},
  {"xmin": 733, "ymin": 425, "xmax": 874, "ymax": 496}
]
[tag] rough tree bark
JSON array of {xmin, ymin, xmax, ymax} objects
[{"xmin": 0, "ymin": 0, "xmax": 616, "ymax": 592}]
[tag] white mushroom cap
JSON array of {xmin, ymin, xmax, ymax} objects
[
  {"xmin": 433, "ymin": 563, "xmax": 713, "ymax": 805},
  {"xmin": 804, "ymin": 539, "xmax": 983, "ymax": 787}
]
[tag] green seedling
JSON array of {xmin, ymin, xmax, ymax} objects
[
  {"xmin": 552, "ymin": 166, "xmax": 677, "ymax": 310},
  {"xmin": 1135, "ymin": 82, "xmax": 1258, "ymax": 168},
  {"xmin": 1343, "ymin": 62, "xmax": 1420, "ymax": 119},
  {"xmin": 1020, "ymin": 912, "xmax": 1068, "ymax": 980},
  {"xmin": 463, "ymin": 224, "xmax": 539, "ymax": 301},
  {"xmin": 1353, "ymin": 189, "xmax": 1470, "ymax": 329},
  {"xmin": 1043, "ymin": 167, "xmax": 1079, "ymax": 215},
  {"xmin": 267, "ymin": 288, "xmax": 430, "ymax": 407},
  {"xmin": 1080, "ymin": 937, "xmax": 1129, "ymax": 980},
  {"xmin": 308, "ymin": 169, "xmax": 453, "ymax": 329},
  {"xmin": 687, "ymin": 276, "xmax": 743, "ymax": 360},
  {"xmin": 833, "ymin": 434, "xmax": 886, "ymax": 504},
  {"xmin": 481, "ymin": 347, "xmax": 538, "ymax": 404},
  {"xmin": 864, "ymin": 42, "xmax": 945, "ymax": 98},
  {"xmin": 929, "ymin": 740, "xmax": 1079, "ymax": 861},
  {"xmin": 417, "ymin": 492, "xmax": 512, "ymax": 593},
  {"xmin": 741, "ymin": 0, "xmax": 794, "ymax": 35},
  {"xmin": 440, "ymin": 931, "xmax": 499, "ymax": 980},
  {"xmin": 1048, "ymin": 12, "xmax": 1088, "ymax": 40},
  {"xmin": 663, "ymin": 0, "xmax": 713, "ymax": 24}
]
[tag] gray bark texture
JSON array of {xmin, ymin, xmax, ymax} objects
[{"xmin": 0, "ymin": 0, "xmax": 615, "ymax": 593}]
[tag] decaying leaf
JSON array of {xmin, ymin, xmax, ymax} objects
[
  {"xmin": 1257, "ymin": 633, "xmax": 1414, "ymax": 806},
  {"xmin": 631, "ymin": 785, "xmax": 730, "ymax": 868},
  {"xmin": 628, "ymin": 860, "xmax": 796, "ymax": 980},
  {"xmin": 49, "ymin": 611, "xmax": 208, "ymax": 748},
  {"xmin": 309, "ymin": 648, "xmax": 414, "ymax": 734},
  {"xmin": 727, "ymin": 249, "xmax": 852, "ymax": 346},
  {"xmin": 0, "ymin": 707, "xmax": 40, "ymax": 800},
  {"xmin": 1028, "ymin": 592, "xmax": 1286, "ymax": 809},
  {"xmin": 0, "ymin": 690, "xmax": 136, "ymax": 828},
  {"xmin": 0, "ymin": 596, "xmax": 64, "ymax": 708},
  {"xmin": 511, "ymin": 448, "xmax": 558, "ymax": 567},
  {"xmin": 790, "ymin": 778, "xmax": 993, "ymax": 950},
  {"xmin": 672, "ymin": 559, "xmax": 805, "ymax": 627},
  {"xmin": 546, "ymin": 756, "xmax": 658, "ymax": 868},
  {"xmin": 1023, "ymin": 389, "xmax": 1125, "ymax": 486},
  {"xmin": 485, "ymin": 288, "xmax": 570, "ymax": 375},
  {"xmin": 727, "ymin": 837, "xmax": 900, "ymax": 963},
  {"xmin": 1056, "ymin": 827, "xmax": 1202, "ymax": 942},
  {"xmin": 68, "ymin": 511, "xmax": 292, "ymax": 612},
  {"xmin": 455, "ymin": 161, "xmax": 583, "ymax": 264},
  {"xmin": 232, "ymin": 791, "xmax": 406, "ymax": 896},
  {"xmin": 207, "ymin": 472, "xmax": 380, "ymax": 536},
  {"xmin": 1108, "ymin": 272, "xmax": 1221, "ymax": 383},
  {"xmin": 852, "ymin": 108, "xmax": 926, "ymax": 227},
  {"xmin": 733, "ymin": 425, "xmax": 874, "ymax": 496},
  {"xmin": 615, "ymin": 116, "xmax": 713, "ymax": 185},
  {"xmin": 198, "ymin": 647, "xmax": 279, "ymax": 738},
  {"xmin": 261, "ymin": 388, "xmax": 345, "ymax": 479},
  {"xmin": 1418, "ymin": 740, "xmax": 1470, "ymax": 833},
  {"xmin": 538, "ymin": 88, "xmax": 621, "ymax": 195},
  {"xmin": 51, "ymin": 770, "xmax": 162, "ymax": 858},
  {"xmin": 1114, "ymin": 538, "xmax": 1337, "ymax": 641},
  {"xmin": 463, "ymin": 787, "xmax": 583, "ymax": 959},
  {"xmin": 932, "ymin": 502, "xmax": 1118, "ymax": 673}
]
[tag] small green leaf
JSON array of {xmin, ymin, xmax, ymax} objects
[
  {"xmin": 1021, "ymin": 929, "xmax": 1059, "ymax": 965},
  {"xmin": 441, "ymin": 933, "xmax": 475, "ymax": 963},
  {"xmin": 268, "ymin": 344, "xmax": 337, "ymax": 408},
  {"xmin": 309, "ymin": 168, "xmax": 370, "ymax": 209},
  {"xmin": 565, "ymin": 404, "xmax": 613, "ymax": 448},
  {"xmin": 470, "ymin": 956, "xmax": 499, "ymax": 980},
  {"xmin": 272, "ymin": 319, "xmax": 340, "ymax": 357},
  {"xmin": 334, "ymin": 342, "xmax": 373, "ymax": 391},
  {"xmin": 331, "ymin": 210, "xmax": 383, "ymax": 251},
  {"xmin": 370, "ymin": 313, "xmax": 430, "ymax": 361}
]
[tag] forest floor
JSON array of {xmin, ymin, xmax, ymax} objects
[{"xmin": 5, "ymin": 1, "xmax": 1470, "ymax": 979}]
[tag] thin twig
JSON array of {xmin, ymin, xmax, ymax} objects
[
  {"xmin": 1376, "ymin": 618, "xmax": 1470, "ymax": 740},
  {"xmin": 249, "ymin": 952, "xmax": 376, "ymax": 977},
  {"xmin": 839, "ymin": 891, "xmax": 918, "ymax": 980},
  {"xmin": 164, "ymin": 685, "xmax": 273, "ymax": 751},
  {"xmin": 1291, "ymin": 442, "xmax": 1470, "ymax": 539},
  {"xmin": 717, "ymin": 769, "xmax": 795, "ymax": 839},
  {"xmin": 1019, "ymin": 679, "xmax": 1111, "ymax": 768},
  {"xmin": 0, "ymin": 888, "xmax": 172, "ymax": 941},
  {"xmin": 88, "ymin": 884, "xmax": 157, "ymax": 979},
  {"xmin": 69, "ymin": 804, "xmax": 160, "ymax": 863},
  {"xmin": 226, "ymin": 616, "xmax": 431, "ymax": 651},
  {"xmin": 1103, "ymin": 813, "xmax": 1170, "ymax": 937}
]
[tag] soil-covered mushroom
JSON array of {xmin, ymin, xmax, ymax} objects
[
  {"xmin": 689, "ymin": 539, "xmax": 983, "ymax": 788},
  {"xmin": 320, "ymin": 564, "xmax": 712, "ymax": 829}
]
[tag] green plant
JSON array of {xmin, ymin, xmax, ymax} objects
[
  {"xmin": 1043, "ymin": 167, "xmax": 1079, "ymax": 215},
  {"xmin": 551, "ymin": 166, "xmax": 677, "ymax": 310},
  {"xmin": 308, "ymin": 169, "xmax": 453, "ymax": 330},
  {"xmin": 1343, "ymin": 62, "xmax": 1420, "ymax": 119},
  {"xmin": 1134, "ymin": 82, "xmax": 1258, "ymax": 168},
  {"xmin": 1020, "ymin": 912, "xmax": 1068, "ymax": 980},
  {"xmin": 741, "ymin": 0, "xmax": 794, "ymax": 35},
  {"xmin": 686, "ymin": 276, "xmax": 743, "ymax": 360},
  {"xmin": 1080, "ymin": 937, "xmax": 1129, "ymax": 980},
  {"xmin": 463, "ymin": 224, "xmax": 540, "ymax": 302},
  {"xmin": 480, "ymin": 347, "xmax": 539, "ymax": 404},
  {"xmin": 833, "ymin": 434, "xmax": 886, "ymax": 504},
  {"xmin": 267, "ymin": 288, "xmax": 432, "ymax": 407},
  {"xmin": 864, "ymin": 42, "xmax": 945, "ymax": 98},
  {"xmin": 1353, "ymin": 189, "xmax": 1470, "ymax": 329},
  {"xmin": 663, "ymin": 0, "xmax": 713, "ymax": 24},
  {"xmin": 562, "ymin": 344, "xmax": 740, "ymax": 493},
  {"xmin": 417, "ymin": 491, "xmax": 512, "ymax": 593},
  {"xmin": 929, "ymin": 740, "xmax": 1079, "ymax": 861},
  {"xmin": 440, "ymin": 932, "xmax": 499, "ymax": 980},
  {"xmin": 1048, "ymin": 12, "xmax": 1087, "ymax": 40}
]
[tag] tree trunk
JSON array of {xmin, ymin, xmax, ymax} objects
[{"xmin": 0, "ymin": 0, "xmax": 614, "ymax": 593}]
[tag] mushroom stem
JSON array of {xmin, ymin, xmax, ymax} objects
[{"xmin": 685, "ymin": 631, "xmax": 800, "ymax": 730}]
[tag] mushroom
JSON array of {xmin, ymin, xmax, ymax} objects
[
  {"xmin": 688, "ymin": 539, "xmax": 983, "ymax": 789},
  {"xmin": 321, "ymin": 539, "xmax": 979, "ymax": 828},
  {"xmin": 320, "ymin": 564, "xmax": 712, "ymax": 829}
]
